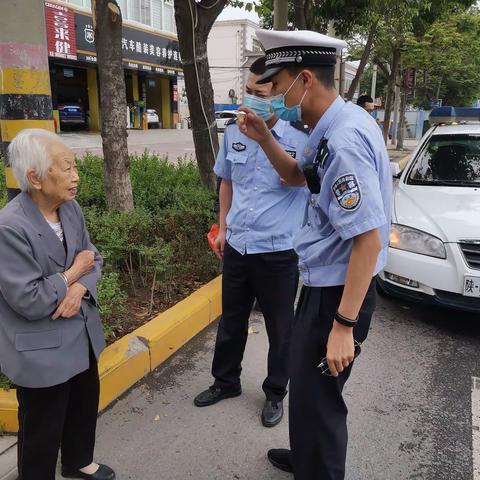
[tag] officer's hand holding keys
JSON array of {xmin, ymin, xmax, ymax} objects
[{"xmin": 325, "ymin": 322, "xmax": 355, "ymax": 377}]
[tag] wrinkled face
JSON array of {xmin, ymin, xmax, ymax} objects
[
  {"xmin": 37, "ymin": 141, "xmax": 79, "ymax": 204},
  {"xmin": 246, "ymin": 72, "xmax": 273, "ymax": 99},
  {"xmin": 362, "ymin": 102, "xmax": 375, "ymax": 114}
]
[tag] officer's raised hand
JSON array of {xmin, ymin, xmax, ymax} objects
[
  {"xmin": 237, "ymin": 107, "xmax": 271, "ymax": 143},
  {"xmin": 238, "ymin": 107, "xmax": 306, "ymax": 187}
]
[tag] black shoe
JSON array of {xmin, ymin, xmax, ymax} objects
[
  {"xmin": 267, "ymin": 449, "xmax": 293, "ymax": 473},
  {"xmin": 62, "ymin": 464, "xmax": 116, "ymax": 480},
  {"xmin": 261, "ymin": 400, "xmax": 284, "ymax": 427},
  {"xmin": 194, "ymin": 386, "xmax": 242, "ymax": 407}
]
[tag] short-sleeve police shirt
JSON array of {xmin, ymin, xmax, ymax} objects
[
  {"xmin": 214, "ymin": 119, "xmax": 309, "ymax": 255},
  {"xmin": 294, "ymin": 96, "xmax": 392, "ymax": 287}
]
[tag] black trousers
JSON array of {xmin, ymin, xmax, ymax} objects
[
  {"xmin": 289, "ymin": 280, "xmax": 376, "ymax": 480},
  {"xmin": 212, "ymin": 242, "xmax": 299, "ymax": 402},
  {"xmin": 16, "ymin": 347, "xmax": 100, "ymax": 480}
]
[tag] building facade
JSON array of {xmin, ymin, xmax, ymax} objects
[
  {"xmin": 207, "ymin": 19, "xmax": 262, "ymax": 108},
  {"xmin": 45, "ymin": 0, "xmax": 183, "ymax": 131}
]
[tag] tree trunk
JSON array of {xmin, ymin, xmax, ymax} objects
[
  {"xmin": 174, "ymin": 0, "xmax": 227, "ymax": 192},
  {"xmin": 274, "ymin": 0, "xmax": 289, "ymax": 30},
  {"xmin": 382, "ymin": 46, "xmax": 401, "ymax": 143},
  {"xmin": 294, "ymin": 1, "xmax": 307, "ymax": 29},
  {"xmin": 93, "ymin": 0, "xmax": 134, "ymax": 211},
  {"xmin": 346, "ymin": 21, "xmax": 377, "ymax": 101},
  {"xmin": 396, "ymin": 90, "xmax": 407, "ymax": 150}
]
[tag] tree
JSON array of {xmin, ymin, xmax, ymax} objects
[
  {"xmin": 403, "ymin": 8, "xmax": 480, "ymax": 108},
  {"xmin": 173, "ymin": 0, "xmax": 228, "ymax": 192},
  {"xmin": 93, "ymin": 0, "xmax": 134, "ymax": 211}
]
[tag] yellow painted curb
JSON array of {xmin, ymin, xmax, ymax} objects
[
  {"xmin": 134, "ymin": 294, "xmax": 211, "ymax": 370},
  {"xmin": 399, "ymin": 153, "xmax": 412, "ymax": 171},
  {"xmin": 0, "ymin": 276, "xmax": 222, "ymax": 432},
  {"xmin": 98, "ymin": 334, "xmax": 150, "ymax": 411},
  {"xmin": 0, "ymin": 390, "xmax": 18, "ymax": 433}
]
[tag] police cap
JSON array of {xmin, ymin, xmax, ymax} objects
[{"xmin": 256, "ymin": 30, "xmax": 347, "ymax": 84}]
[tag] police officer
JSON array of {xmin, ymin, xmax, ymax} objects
[
  {"xmin": 194, "ymin": 57, "xmax": 309, "ymax": 428},
  {"xmin": 238, "ymin": 31, "xmax": 392, "ymax": 479}
]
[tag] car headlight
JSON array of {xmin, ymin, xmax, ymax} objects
[{"xmin": 389, "ymin": 224, "xmax": 446, "ymax": 259}]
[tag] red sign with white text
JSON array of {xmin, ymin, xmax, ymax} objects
[{"xmin": 45, "ymin": 1, "xmax": 77, "ymax": 60}]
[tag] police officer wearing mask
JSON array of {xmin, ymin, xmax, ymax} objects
[
  {"xmin": 194, "ymin": 57, "xmax": 309, "ymax": 428},
  {"xmin": 238, "ymin": 31, "xmax": 392, "ymax": 479}
]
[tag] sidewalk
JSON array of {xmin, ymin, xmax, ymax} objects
[
  {"xmin": 61, "ymin": 129, "xmax": 195, "ymax": 160},
  {"xmin": 387, "ymin": 138, "xmax": 419, "ymax": 169},
  {"xmin": 0, "ymin": 437, "xmax": 16, "ymax": 480}
]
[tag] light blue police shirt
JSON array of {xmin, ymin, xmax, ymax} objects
[
  {"xmin": 295, "ymin": 95, "xmax": 392, "ymax": 287},
  {"xmin": 214, "ymin": 119, "xmax": 309, "ymax": 255}
]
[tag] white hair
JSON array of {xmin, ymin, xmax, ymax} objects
[{"xmin": 8, "ymin": 129, "xmax": 66, "ymax": 192}]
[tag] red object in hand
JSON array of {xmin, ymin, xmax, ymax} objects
[{"xmin": 207, "ymin": 224, "xmax": 219, "ymax": 252}]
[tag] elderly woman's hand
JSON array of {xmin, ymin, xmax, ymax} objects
[
  {"xmin": 64, "ymin": 250, "xmax": 95, "ymax": 285},
  {"xmin": 52, "ymin": 283, "xmax": 88, "ymax": 320}
]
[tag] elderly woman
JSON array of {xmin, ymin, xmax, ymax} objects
[{"xmin": 0, "ymin": 129, "xmax": 115, "ymax": 480}]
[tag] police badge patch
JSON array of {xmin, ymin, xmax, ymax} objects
[
  {"xmin": 332, "ymin": 174, "xmax": 361, "ymax": 210},
  {"xmin": 232, "ymin": 142, "xmax": 246, "ymax": 152}
]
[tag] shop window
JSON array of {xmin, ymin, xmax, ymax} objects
[
  {"xmin": 117, "ymin": 0, "xmax": 127, "ymax": 18},
  {"xmin": 152, "ymin": 0, "xmax": 162, "ymax": 30},
  {"xmin": 129, "ymin": 0, "xmax": 141, "ymax": 22},
  {"xmin": 129, "ymin": 0, "xmax": 151, "ymax": 25},
  {"xmin": 67, "ymin": 0, "xmax": 85, "ymax": 6},
  {"xmin": 140, "ymin": 0, "xmax": 151, "ymax": 26},
  {"xmin": 163, "ymin": 0, "xmax": 175, "ymax": 33}
]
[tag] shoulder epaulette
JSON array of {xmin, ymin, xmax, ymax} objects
[{"xmin": 289, "ymin": 120, "xmax": 310, "ymax": 135}]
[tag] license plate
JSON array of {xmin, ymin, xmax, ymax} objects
[{"xmin": 464, "ymin": 276, "xmax": 480, "ymax": 298}]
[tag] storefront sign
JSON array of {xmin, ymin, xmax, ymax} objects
[
  {"xmin": 45, "ymin": 1, "xmax": 182, "ymax": 75},
  {"xmin": 45, "ymin": 1, "xmax": 77, "ymax": 60}
]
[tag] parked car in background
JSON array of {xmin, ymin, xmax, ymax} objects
[
  {"xmin": 378, "ymin": 107, "xmax": 480, "ymax": 312},
  {"xmin": 57, "ymin": 103, "xmax": 86, "ymax": 130},
  {"xmin": 215, "ymin": 110, "xmax": 238, "ymax": 132},
  {"xmin": 147, "ymin": 109, "xmax": 160, "ymax": 128}
]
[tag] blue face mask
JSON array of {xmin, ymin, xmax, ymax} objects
[
  {"xmin": 242, "ymin": 94, "xmax": 273, "ymax": 121},
  {"xmin": 270, "ymin": 73, "xmax": 308, "ymax": 122}
]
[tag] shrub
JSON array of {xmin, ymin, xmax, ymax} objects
[{"xmin": 97, "ymin": 272, "xmax": 127, "ymax": 340}]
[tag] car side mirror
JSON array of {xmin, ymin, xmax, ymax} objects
[{"xmin": 390, "ymin": 162, "xmax": 401, "ymax": 178}]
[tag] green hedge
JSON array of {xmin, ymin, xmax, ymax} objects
[{"xmin": 0, "ymin": 154, "xmax": 219, "ymax": 389}]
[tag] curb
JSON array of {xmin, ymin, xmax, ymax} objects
[
  {"xmin": 0, "ymin": 275, "xmax": 222, "ymax": 433},
  {"xmin": 398, "ymin": 153, "xmax": 411, "ymax": 171}
]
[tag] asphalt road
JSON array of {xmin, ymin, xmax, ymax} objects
[{"xmin": 89, "ymin": 291, "xmax": 479, "ymax": 480}]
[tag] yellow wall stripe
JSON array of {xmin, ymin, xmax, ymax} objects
[
  {"xmin": 0, "ymin": 119, "xmax": 54, "ymax": 142},
  {"xmin": 5, "ymin": 166, "xmax": 19, "ymax": 189},
  {"xmin": 0, "ymin": 68, "xmax": 52, "ymax": 96}
]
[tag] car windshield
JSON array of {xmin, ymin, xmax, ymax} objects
[{"xmin": 407, "ymin": 134, "xmax": 480, "ymax": 187}]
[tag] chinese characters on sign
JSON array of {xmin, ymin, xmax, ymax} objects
[{"xmin": 45, "ymin": 1, "xmax": 77, "ymax": 60}]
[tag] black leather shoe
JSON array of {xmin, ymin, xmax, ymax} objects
[
  {"xmin": 194, "ymin": 386, "xmax": 242, "ymax": 407},
  {"xmin": 62, "ymin": 464, "xmax": 116, "ymax": 479},
  {"xmin": 267, "ymin": 449, "xmax": 293, "ymax": 473},
  {"xmin": 261, "ymin": 400, "xmax": 284, "ymax": 427}
]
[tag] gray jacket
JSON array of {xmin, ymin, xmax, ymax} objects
[{"xmin": 0, "ymin": 192, "xmax": 106, "ymax": 388}]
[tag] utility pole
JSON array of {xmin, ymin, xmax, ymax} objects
[
  {"xmin": 273, "ymin": 0, "xmax": 288, "ymax": 30},
  {"xmin": 0, "ymin": 0, "xmax": 54, "ymax": 200}
]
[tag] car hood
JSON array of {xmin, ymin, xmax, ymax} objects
[{"xmin": 393, "ymin": 183, "xmax": 480, "ymax": 241}]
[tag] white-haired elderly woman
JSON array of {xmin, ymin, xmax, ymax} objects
[{"xmin": 0, "ymin": 129, "xmax": 115, "ymax": 480}]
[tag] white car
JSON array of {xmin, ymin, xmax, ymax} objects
[
  {"xmin": 378, "ymin": 112, "xmax": 480, "ymax": 312},
  {"xmin": 215, "ymin": 110, "xmax": 238, "ymax": 132},
  {"xmin": 147, "ymin": 109, "xmax": 160, "ymax": 128}
]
